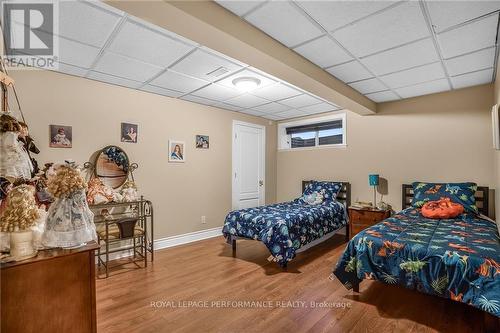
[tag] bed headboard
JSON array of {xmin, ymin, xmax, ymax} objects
[
  {"xmin": 302, "ymin": 180, "xmax": 351, "ymax": 207},
  {"xmin": 402, "ymin": 184, "xmax": 490, "ymax": 216}
]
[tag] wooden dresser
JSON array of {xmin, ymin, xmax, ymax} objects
[
  {"xmin": 1, "ymin": 242, "xmax": 99, "ymax": 333},
  {"xmin": 348, "ymin": 207, "xmax": 391, "ymax": 240}
]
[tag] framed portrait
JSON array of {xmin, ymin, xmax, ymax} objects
[
  {"xmin": 121, "ymin": 123, "xmax": 138, "ymax": 143},
  {"xmin": 49, "ymin": 125, "xmax": 72, "ymax": 148},
  {"xmin": 169, "ymin": 140, "xmax": 185, "ymax": 163},
  {"xmin": 195, "ymin": 135, "xmax": 209, "ymax": 149}
]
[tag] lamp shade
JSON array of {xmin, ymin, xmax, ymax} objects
[{"xmin": 369, "ymin": 174, "xmax": 379, "ymax": 186}]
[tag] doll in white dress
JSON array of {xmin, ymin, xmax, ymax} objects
[
  {"xmin": 0, "ymin": 114, "xmax": 33, "ymax": 181},
  {"xmin": 42, "ymin": 162, "xmax": 97, "ymax": 248}
]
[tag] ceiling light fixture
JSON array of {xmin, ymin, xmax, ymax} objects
[{"xmin": 232, "ymin": 77, "xmax": 261, "ymax": 92}]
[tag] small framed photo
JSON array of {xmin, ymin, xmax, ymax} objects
[
  {"xmin": 195, "ymin": 135, "xmax": 209, "ymax": 149},
  {"xmin": 49, "ymin": 125, "xmax": 72, "ymax": 148},
  {"xmin": 169, "ymin": 140, "xmax": 185, "ymax": 163},
  {"xmin": 121, "ymin": 123, "xmax": 138, "ymax": 143}
]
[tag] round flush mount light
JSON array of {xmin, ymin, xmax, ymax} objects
[{"xmin": 232, "ymin": 77, "xmax": 261, "ymax": 92}]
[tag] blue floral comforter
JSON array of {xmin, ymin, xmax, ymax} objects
[
  {"xmin": 223, "ymin": 199, "xmax": 347, "ymax": 266},
  {"xmin": 333, "ymin": 208, "xmax": 500, "ymax": 316}
]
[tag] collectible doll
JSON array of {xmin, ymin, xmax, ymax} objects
[
  {"xmin": 0, "ymin": 114, "xmax": 33, "ymax": 181},
  {"xmin": 121, "ymin": 180, "xmax": 139, "ymax": 202},
  {"xmin": 42, "ymin": 162, "xmax": 97, "ymax": 248},
  {"xmin": 86, "ymin": 177, "xmax": 114, "ymax": 205},
  {"xmin": 18, "ymin": 121, "xmax": 40, "ymax": 177}
]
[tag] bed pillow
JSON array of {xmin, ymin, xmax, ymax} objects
[
  {"xmin": 302, "ymin": 190, "xmax": 325, "ymax": 205},
  {"xmin": 303, "ymin": 181, "xmax": 342, "ymax": 202},
  {"xmin": 411, "ymin": 182, "xmax": 478, "ymax": 214},
  {"xmin": 421, "ymin": 198, "xmax": 464, "ymax": 219}
]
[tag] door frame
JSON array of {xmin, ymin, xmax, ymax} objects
[{"xmin": 232, "ymin": 120, "xmax": 266, "ymax": 210}]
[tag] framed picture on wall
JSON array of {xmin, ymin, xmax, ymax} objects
[
  {"xmin": 49, "ymin": 125, "xmax": 72, "ymax": 148},
  {"xmin": 195, "ymin": 135, "xmax": 209, "ymax": 149},
  {"xmin": 169, "ymin": 140, "xmax": 185, "ymax": 163},
  {"xmin": 121, "ymin": 123, "xmax": 138, "ymax": 143}
]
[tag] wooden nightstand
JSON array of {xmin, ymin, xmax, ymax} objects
[{"xmin": 348, "ymin": 207, "xmax": 391, "ymax": 240}]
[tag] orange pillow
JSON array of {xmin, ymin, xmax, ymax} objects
[{"xmin": 421, "ymin": 197, "xmax": 464, "ymax": 219}]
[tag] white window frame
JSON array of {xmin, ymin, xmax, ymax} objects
[{"xmin": 277, "ymin": 113, "xmax": 347, "ymax": 151}]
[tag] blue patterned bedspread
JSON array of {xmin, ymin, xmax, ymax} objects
[
  {"xmin": 333, "ymin": 208, "xmax": 500, "ymax": 317},
  {"xmin": 223, "ymin": 199, "xmax": 347, "ymax": 266}
]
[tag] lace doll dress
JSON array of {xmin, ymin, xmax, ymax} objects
[
  {"xmin": 0, "ymin": 131, "xmax": 33, "ymax": 180},
  {"xmin": 43, "ymin": 188, "xmax": 97, "ymax": 248}
]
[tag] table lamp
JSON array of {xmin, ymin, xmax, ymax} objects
[{"xmin": 369, "ymin": 174, "xmax": 379, "ymax": 209}]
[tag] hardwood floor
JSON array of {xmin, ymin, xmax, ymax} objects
[{"xmin": 96, "ymin": 235, "xmax": 491, "ymax": 333}]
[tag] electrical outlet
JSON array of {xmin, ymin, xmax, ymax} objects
[{"xmin": 201, "ymin": 216, "xmax": 206, "ymax": 224}]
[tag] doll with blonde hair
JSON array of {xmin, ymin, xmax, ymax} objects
[
  {"xmin": 0, "ymin": 184, "xmax": 40, "ymax": 232},
  {"xmin": 0, "ymin": 114, "xmax": 33, "ymax": 181},
  {"xmin": 42, "ymin": 162, "xmax": 97, "ymax": 248}
]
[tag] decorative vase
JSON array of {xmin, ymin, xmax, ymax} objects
[{"xmin": 10, "ymin": 230, "xmax": 35, "ymax": 258}]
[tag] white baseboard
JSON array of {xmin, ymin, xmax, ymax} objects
[{"xmin": 154, "ymin": 227, "xmax": 222, "ymax": 250}]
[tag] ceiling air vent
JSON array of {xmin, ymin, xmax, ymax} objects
[{"xmin": 206, "ymin": 66, "xmax": 230, "ymax": 78}]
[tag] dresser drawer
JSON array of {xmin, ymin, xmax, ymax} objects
[
  {"xmin": 348, "ymin": 208, "xmax": 390, "ymax": 239},
  {"xmin": 350, "ymin": 223, "xmax": 372, "ymax": 236}
]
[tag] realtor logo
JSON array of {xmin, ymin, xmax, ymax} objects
[{"xmin": 1, "ymin": 1, "xmax": 58, "ymax": 69}]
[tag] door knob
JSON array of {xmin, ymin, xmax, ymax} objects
[{"xmin": 259, "ymin": 180, "xmax": 264, "ymax": 186}]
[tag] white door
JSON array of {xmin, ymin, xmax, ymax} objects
[{"xmin": 232, "ymin": 121, "xmax": 265, "ymax": 210}]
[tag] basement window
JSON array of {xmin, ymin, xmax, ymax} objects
[{"xmin": 278, "ymin": 113, "xmax": 346, "ymax": 150}]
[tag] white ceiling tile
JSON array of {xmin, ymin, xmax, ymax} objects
[
  {"xmin": 279, "ymin": 94, "xmax": 322, "ymax": 108},
  {"xmin": 58, "ymin": 37, "xmax": 100, "ymax": 68},
  {"xmin": 326, "ymin": 61, "xmax": 372, "ymax": 83},
  {"xmin": 149, "ymin": 70, "xmax": 209, "ymax": 93},
  {"xmin": 86, "ymin": 71, "xmax": 142, "ymax": 89},
  {"xmin": 170, "ymin": 49, "xmax": 242, "ymax": 81},
  {"xmin": 192, "ymin": 84, "xmax": 242, "ymax": 101},
  {"xmin": 427, "ymin": 1, "xmax": 500, "ymax": 32},
  {"xmin": 180, "ymin": 95, "xmax": 219, "ymax": 106},
  {"xmin": 239, "ymin": 109, "xmax": 266, "ymax": 117},
  {"xmin": 51, "ymin": 62, "xmax": 89, "ymax": 77},
  {"xmin": 252, "ymin": 102, "xmax": 290, "ymax": 114},
  {"xmin": 297, "ymin": 0, "xmax": 398, "ymax": 32},
  {"xmin": 107, "ymin": 19, "xmax": 194, "ymax": 67},
  {"xmin": 365, "ymin": 90, "xmax": 400, "ymax": 103},
  {"xmin": 225, "ymin": 94, "xmax": 269, "ymax": 108},
  {"xmin": 294, "ymin": 36, "xmax": 352, "ymax": 68},
  {"xmin": 93, "ymin": 52, "xmax": 163, "ymax": 82},
  {"xmin": 437, "ymin": 15, "xmax": 498, "ymax": 58},
  {"xmin": 380, "ymin": 62, "xmax": 445, "ymax": 89},
  {"xmin": 251, "ymin": 83, "xmax": 302, "ymax": 101},
  {"xmin": 299, "ymin": 102, "xmax": 340, "ymax": 115},
  {"xmin": 450, "ymin": 68, "xmax": 494, "ymax": 89},
  {"xmin": 274, "ymin": 109, "xmax": 307, "ymax": 120},
  {"xmin": 215, "ymin": 69, "xmax": 277, "ymax": 90},
  {"xmin": 245, "ymin": 1, "xmax": 324, "ymax": 47},
  {"xmin": 213, "ymin": 103, "xmax": 244, "ymax": 112},
  {"xmin": 445, "ymin": 47, "xmax": 496, "ymax": 76},
  {"xmin": 332, "ymin": 1, "xmax": 430, "ymax": 57},
  {"xmin": 215, "ymin": 0, "xmax": 262, "ymax": 16},
  {"xmin": 349, "ymin": 78, "xmax": 387, "ymax": 94},
  {"xmin": 394, "ymin": 78, "xmax": 450, "ymax": 99},
  {"xmin": 360, "ymin": 38, "xmax": 439, "ymax": 76},
  {"xmin": 140, "ymin": 85, "xmax": 183, "ymax": 98},
  {"xmin": 59, "ymin": 1, "xmax": 122, "ymax": 47},
  {"xmin": 265, "ymin": 113, "xmax": 285, "ymax": 121}
]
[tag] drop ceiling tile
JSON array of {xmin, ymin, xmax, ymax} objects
[
  {"xmin": 445, "ymin": 47, "xmax": 496, "ymax": 76},
  {"xmin": 294, "ymin": 36, "xmax": 352, "ymax": 68},
  {"xmin": 140, "ymin": 85, "xmax": 183, "ymax": 98},
  {"xmin": 252, "ymin": 102, "xmax": 290, "ymax": 114},
  {"xmin": 192, "ymin": 84, "xmax": 242, "ymax": 101},
  {"xmin": 170, "ymin": 49, "xmax": 242, "ymax": 81},
  {"xmin": 245, "ymin": 1, "xmax": 323, "ymax": 47},
  {"xmin": 349, "ymin": 78, "xmax": 387, "ymax": 94},
  {"xmin": 107, "ymin": 19, "xmax": 194, "ymax": 67},
  {"xmin": 279, "ymin": 94, "xmax": 322, "ymax": 108},
  {"xmin": 365, "ymin": 90, "xmax": 400, "ymax": 103},
  {"xmin": 251, "ymin": 83, "xmax": 302, "ymax": 101},
  {"xmin": 326, "ymin": 61, "xmax": 372, "ymax": 83},
  {"xmin": 93, "ymin": 52, "xmax": 163, "ymax": 82},
  {"xmin": 332, "ymin": 1, "xmax": 429, "ymax": 57},
  {"xmin": 274, "ymin": 109, "xmax": 307, "ymax": 120},
  {"xmin": 394, "ymin": 78, "xmax": 450, "ymax": 99},
  {"xmin": 150, "ymin": 70, "xmax": 208, "ymax": 93},
  {"xmin": 213, "ymin": 103, "xmax": 244, "ymax": 112},
  {"xmin": 59, "ymin": 1, "xmax": 122, "ymax": 47},
  {"xmin": 380, "ymin": 62, "xmax": 445, "ymax": 89},
  {"xmin": 215, "ymin": 0, "xmax": 261, "ymax": 16},
  {"xmin": 265, "ymin": 113, "xmax": 285, "ymax": 121},
  {"xmin": 51, "ymin": 62, "xmax": 89, "ymax": 77},
  {"xmin": 299, "ymin": 103, "xmax": 340, "ymax": 115},
  {"xmin": 360, "ymin": 38, "xmax": 439, "ymax": 76},
  {"xmin": 297, "ymin": 0, "xmax": 397, "ymax": 32},
  {"xmin": 450, "ymin": 68, "xmax": 494, "ymax": 89},
  {"xmin": 427, "ymin": 1, "xmax": 500, "ymax": 32},
  {"xmin": 225, "ymin": 94, "xmax": 269, "ymax": 108},
  {"xmin": 180, "ymin": 95, "xmax": 219, "ymax": 106},
  {"xmin": 437, "ymin": 15, "xmax": 498, "ymax": 58},
  {"xmin": 87, "ymin": 71, "xmax": 142, "ymax": 89},
  {"xmin": 216, "ymin": 69, "xmax": 277, "ymax": 90},
  {"xmin": 239, "ymin": 109, "xmax": 266, "ymax": 117},
  {"xmin": 58, "ymin": 37, "xmax": 101, "ymax": 69}
]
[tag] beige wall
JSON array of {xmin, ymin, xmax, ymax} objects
[
  {"xmin": 10, "ymin": 70, "xmax": 277, "ymax": 239},
  {"xmin": 494, "ymin": 66, "xmax": 500, "ymax": 225},
  {"xmin": 277, "ymin": 84, "xmax": 496, "ymax": 217}
]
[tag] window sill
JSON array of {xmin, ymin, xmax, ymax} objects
[{"xmin": 278, "ymin": 144, "xmax": 347, "ymax": 152}]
